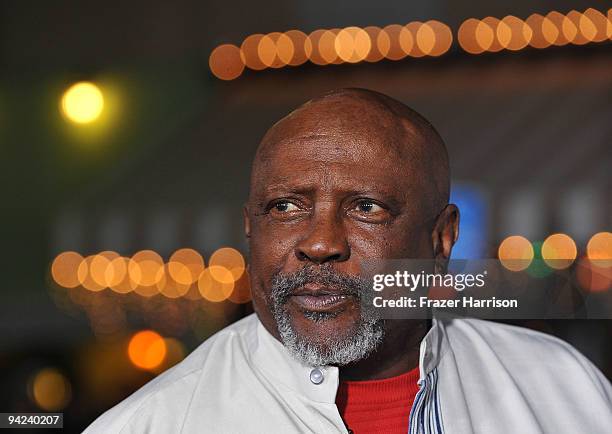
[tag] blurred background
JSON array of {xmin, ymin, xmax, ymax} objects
[{"xmin": 0, "ymin": 0, "xmax": 610, "ymax": 432}]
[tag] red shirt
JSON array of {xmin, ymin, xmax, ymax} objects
[{"xmin": 335, "ymin": 366, "xmax": 420, "ymax": 434}]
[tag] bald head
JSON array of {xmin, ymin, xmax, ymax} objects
[
  {"xmin": 253, "ymin": 88, "xmax": 450, "ymax": 214},
  {"xmin": 244, "ymin": 88, "xmax": 459, "ymax": 368}
]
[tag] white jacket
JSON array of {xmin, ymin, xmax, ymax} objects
[{"xmin": 84, "ymin": 313, "xmax": 612, "ymax": 433}]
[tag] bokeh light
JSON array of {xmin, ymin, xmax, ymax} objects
[
  {"xmin": 526, "ymin": 14, "xmax": 555, "ymax": 49},
  {"xmin": 197, "ymin": 267, "xmax": 234, "ymax": 302},
  {"xmin": 157, "ymin": 263, "xmax": 191, "ymax": 298},
  {"xmin": 497, "ymin": 15, "xmax": 532, "ymax": 50},
  {"xmin": 169, "ymin": 248, "xmax": 204, "ymax": 285},
  {"xmin": 77, "ymin": 255, "xmax": 106, "ymax": 291},
  {"xmin": 335, "ymin": 26, "xmax": 371, "ymax": 63},
  {"xmin": 209, "ymin": 44, "xmax": 245, "ymax": 80},
  {"xmin": 380, "ymin": 24, "xmax": 407, "ymax": 60},
  {"xmin": 284, "ymin": 30, "xmax": 309, "ymax": 66},
  {"xmin": 51, "ymin": 251, "xmax": 83, "ymax": 288},
  {"xmin": 107, "ymin": 256, "xmax": 134, "ymax": 294},
  {"xmin": 458, "ymin": 18, "xmax": 488, "ymax": 54},
  {"xmin": 546, "ymin": 11, "xmax": 571, "ymax": 46},
  {"xmin": 209, "ymin": 247, "xmax": 246, "ymax": 281},
  {"xmin": 305, "ymin": 29, "xmax": 331, "ymax": 65},
  {"xmin": 127, "ymin": 330, "xmax": 167, "ymax": 370},
  {"xmin": 498, "ymin": 235, "xmax": 534, "ymax": 271},
  {"xmin": 541, "ymin": 233, "xmax": 577, "ymax": 269},
  {"xmin": 30, "ymin": 368, "xmax": 71, "ymax": 411},
  {"xmin": 587, "ymin": 232, "xmax": 612, "ymax": 268},
  {"xmin": 240, "ymin": 34, "xmax": 267, "ymax": 70},
  {"xmin": 89, "ymin": 251, "xmax": 120, "ymax": 287},
  {"xmin": 61, "ymin": 82, "xmax": 104, "ymax": 124},
  {"xmin": 363, "ymin": 26, "xmax": 385, "ymax": 62},
  {"xmin": 128, "ymin": 250, "xmax": 164, "ymax": 287},
  {"xmin": 402, "ymin": 22, "xmax": 422, "ymax": 57},
  {"xmin": 258, "ymin": 32, "xmax": 295, "ymax": 68}
]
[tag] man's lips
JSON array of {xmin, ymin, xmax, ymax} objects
[{"xmin": 289, "ymin": 284, "xmax": 355, "ymax": 312}]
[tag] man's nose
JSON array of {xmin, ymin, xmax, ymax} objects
[{"xmin": 295, "ymin": 209, "xmax": 350, "ymax": 264}]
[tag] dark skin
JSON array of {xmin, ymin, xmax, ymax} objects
[{"xmin": 244, "ymin": 88, "xmax": 459, "ymax": 381}]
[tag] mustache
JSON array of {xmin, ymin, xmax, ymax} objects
[{"xmin": 269, "ymin": 264, "xmax": 369, "ymax": 305}]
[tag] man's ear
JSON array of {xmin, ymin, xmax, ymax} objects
[
  {"xmin": 243, "ymin": 204, "xmax": 251, "ymax": 239},
  {"xmin": 432, "ymin": 204, "xmax": 459, "ymax": 273}
]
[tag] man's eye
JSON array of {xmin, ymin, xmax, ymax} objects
[
  {"xmin": 354, "ymin": 200, "xmax": 384, "ymax": 213},
  {"xmin": 273, "ymin": 201, "xmax": 300, "ymax": 212}
]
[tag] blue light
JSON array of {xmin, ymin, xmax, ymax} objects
[{"xmin": 449, "ymin": 182, "xmax": 488, "ymax": 259}]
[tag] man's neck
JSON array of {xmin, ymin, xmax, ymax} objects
[{"xmin": 338, "ymin": 319, "xmax": 430, "ymax": 381}]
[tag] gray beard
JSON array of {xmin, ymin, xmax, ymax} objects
[{"xmin": 269, "ymin": 264, "xmax": 385, "ymax": 367}]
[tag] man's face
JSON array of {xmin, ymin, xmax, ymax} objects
[{"xmin": 245, "ymin": 101, "xmax": 437, "ymax": 366}]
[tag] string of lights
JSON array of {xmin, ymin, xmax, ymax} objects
[{"xmin": 208, "ymin": 7, "xmax": 612, "ymax": 80}]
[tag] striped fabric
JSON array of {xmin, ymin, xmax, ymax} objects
[{"xmin": 408, "ymin": 368, "xmax": 444, "ymax": 434}]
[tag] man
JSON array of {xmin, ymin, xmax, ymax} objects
[{"xmin": 85, "ymin": 89, "xmax": 612, "ymax": 433}]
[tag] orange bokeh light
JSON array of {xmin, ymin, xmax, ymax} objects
[
  {"xmin": 158, "ymin": 263, "xmax": 191, "ymax": 298},
  {"xmin": 209, "ymin": 247, "xmax": 246, "ymax": 282},
  {"xmin": 498, "ymin": 235, "xmax": 534, "ymax": 272},
  {"xmin": 363, "ymin": 26, "xmax": 385, "ymax": 62},
  {"xmin": 335, "ymin": 26, "xmax": 371, "ymax": 63},
  {"xmin": 128, "ymin": 250, "xmax": 164, "ymax": 287},
  {"xmin": 169, "ymin": 248, "xmax": 204, "ymax": 285},
  {"xmin": 128, "ymin": 330, "xmax": 167, "ymax": 370},
  {"xmin": 541, "ymin": 233, "xmax": 577, "ymax": 269},
  {"xmin": 51, "ymin": 251, "xmax": 83, "ymax": 288},
  {"xmin": 107, "ymin": 257, "xmax": 135, "ymax": 294},
  {"xmin": 497, "ymin": 15, "xmax": 532, "ymax": 50},
  {"xmin": 198, "ymin": 267, "xmax": 234, "ymax": 302},
  {"xmin": 458, "ymin": 18, "xmax": 487, "ymax": 54},
  {"xmin": 77, "ymin": 255, "xmax": 106, "ymax": 291},
  {"xmin": 587, "ymin": 232, "xmax": 612, "ymax": 268},
  {"xmin": 240, "ymin": 34, "xmax": 267, "ymax": 70},
  {"xmin": 526, "ymin": 14, "xmax": 554, "ymax": 49},
  {"xmin": 380, "ymin": 24, "xmax": 407, "ymax": 60},
  {"xmin": 209, "ymin": 44, "xmax": 244, "ymax": 80},
  {"xmin": 284, "ymin": 30, "xmax": 309, "ymax": 66},
  {"xmin": 258, "ymin": 32, "xmax": 295, "ymax": 68}
]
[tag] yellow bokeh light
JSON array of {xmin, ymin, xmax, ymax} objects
[
  {"xmin": 541, "ymin": 233, "xmax": 577, "ymax": 269},
  {"xmin": 498, "ymin": 235, "xmax": 534, "ymax": 271},
  {"xmin": 587, "ymin": 232, "xmax": 612, "ymax": 267},
  {"xmin": 30, "ymin": 368, "xmax": 71, "ymax": 411},
  {"xmin": 51, "ymin": 251, "xmax": 83, "ymax": 288},
  {"xmin": 209, "ymin": 247, "xmax": 246, "ymax": 281},
  {"xmin": 61, "ymin": 82, "xmax": 104, "ymax": 124},
  {"xmin": 128, "ymin": 330, "xmax": 167, "ymax": 370},
  {"xmin": 198, "ymin": 267, "xmax": 234, "ymax": 302}
]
